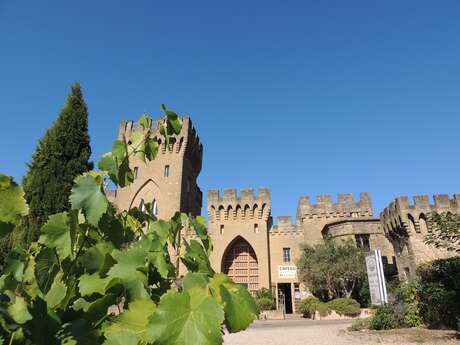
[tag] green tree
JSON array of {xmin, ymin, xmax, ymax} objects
[
  {"xmin": 297, "ymin": 240, "xmax": 367, "ymax": 301},
  {"xmin": 426, "ymin": 212, "xmax": 460, "ymax": 252},
  {"xmin": 23, "ymin": 83, "xmax": 92, "ymax": 243}
]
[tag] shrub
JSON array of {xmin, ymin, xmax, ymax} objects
[
  {"xmin": 369, "ymin": 306, "xmax": 398, "ymax": 330},
  {"xmin": 299, "ymin": 296, "xmax": 330, "ymax": 318},
  {"xmin": 256, "ymin": 297, "xmax": 276, "ymax": 311},
  {"xmin": 327, "ymin": 298, "xmax": 361, "ymax": 317},
  {"xmin": 350, "ymin": 318, "xmax": 371, "ymax": 331},
  {"xmin": 417, "ymin": 257, "xmax": 460, "ymax": 329},
  {"xmin": 254, "ymin": 288, "xmax": 276, "ymax": 311}
]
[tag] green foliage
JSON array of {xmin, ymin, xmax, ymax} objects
[
  {"xmin": 326, "ymin": 298, "xmax": 361, "ymax": 317},
  {"xmin": 255, "ymin": 298, "xmax": 276, "ymax": 311},
  {"xmin": 298, "ymin": 296, "xmax": 329, "ymax": 318},
  {"xmin": 254, "ymin": 288, "xmax": 275, "ymax": 311},
  {"xmin": 297, "ymin": 239, "xmax": 367, "ymax": 301},
  {"xmin": 0, "ymin": 107, "xmax": 258, "ymax": 344},
  {"xmin": 349, "ymin": 317, "xmax": 371, "ymax": 331},
  {"xmin": 23, "ymin": 83, "xmax": 92, "ymax": 243},
  {"xmin": 426, "ymin": 212, "xmax": 460, "ymax": 252},
  {"xmin": 369, "ymin": 306, "xmax": 398, "ymax": 330},
  {"xmin": 417, "ymin": 257, "xmax": 460, "ymax": 329}
]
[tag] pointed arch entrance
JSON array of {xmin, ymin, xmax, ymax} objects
[{"xmin": 222, "ymin": 237, "xmax": 259, "ymax": 295}]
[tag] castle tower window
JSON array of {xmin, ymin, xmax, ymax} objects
[
  {"xmin": 283, "ymin": 248, "xmax": 291, "ymax": 263},
  {"xmin": 186, "ymin": 177, "xmax": 191, "ymax": 193},
  {"xmin": 164, "ymin": 165, "xmax": 170, "ymax": 177},
  {"xmin": 254, "ymin": 224, "xmax": 259, "ymax": 233},
  {"xmin": 133, "ymin": 167, "xmax": 139, "ymax": 179},
  {"xmin": 351, "ymin": 212, "xmax": 359, "ymax": 218},
  {"xmin": 220, "ymin": 224, "xmax": 224, "ymax": 235},
  {"xmin": 355, "ymin": 234, "xmax": 370, "ymax": 251},
  {"xmin": 139, "ymin": 199, "xmax": 146, "ymax": 212}
]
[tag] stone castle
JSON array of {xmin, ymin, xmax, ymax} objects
[{"xmin": 109, "ymin": 115, "xmax": 456, "ymax": 314}]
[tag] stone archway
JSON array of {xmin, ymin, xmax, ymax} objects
[{"xmin": 222, "ymin": 237, "xmax": 259, "ymax": 295}]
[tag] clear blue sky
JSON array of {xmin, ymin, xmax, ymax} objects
[{"xmin": 1, "ymin": 1, "xmax": 459, "ymax": 221}]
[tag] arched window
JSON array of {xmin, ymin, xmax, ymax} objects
[
  {"xmin": 139, "ymin": 199, "xmax": 146, "ymax": 212},
  {"xmin": 419, "ymin": 214, "xmax": 428, "ymax": 234},
  {"xmin": 407, "ymin": 214, "xmax": 416, "ymax": 233}
]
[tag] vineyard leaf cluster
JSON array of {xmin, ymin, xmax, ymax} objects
[{"xmin": 0, "ymin": 107, "xmax": 258, "ymax": 344}]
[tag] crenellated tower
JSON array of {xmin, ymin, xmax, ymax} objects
[
  {"xmin": 207, "ymin": 188, "xmax": 272, "ymax": 294},
  {"xmin": 110, "ymin": 116, "xmax": 203, "ymax": 219},
  {"xmin": 380, "ymin": 194, "xmax": 460, "ymax": 278},
  {"xmin": 296, "ymin": 193, "xmax": 373, "ymax": 244}
]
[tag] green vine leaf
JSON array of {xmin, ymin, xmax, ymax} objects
[
  {"xmin": 45, "ymin": 273, "xmax": 67, "ymax": 308},
  {"xmin": 70, "ymin": 174, "xmax": 108, "ymax": 226},
  {"xmin": 209, "ymin": 273, "xmax": 258, "ymax": 333},
  {"xmin": 144, "ymin": 289, "xmax": 225, "ymax": 345},
  {"xmin": 104, "ymin": 299, "xmax": 156, "ymax": 341},
  {"xmin": 103, "ymin": 330, "xmax": 139, "ymax": 345},
  {"xmin": 39, "ymin": 212, "xmax": 73, "ymax": 260},
  {"xmin": 8, "ymin": 296, "xmax": 32, "ymax": 324},
  {"xmin": 0, "ymin": 173, "xmax": 28, "ymax": 236},
  {"xmin": 78, "ymin": 273, "xmax": 118, "ymax": 297}
]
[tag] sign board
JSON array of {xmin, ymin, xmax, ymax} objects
[
  {"xmin": 365, "ymin": 250, "xmax": 388, "ymax": 306},
  {"xmin": 278, "ymin": 265, "xmax": 297, "ymax": 279}
]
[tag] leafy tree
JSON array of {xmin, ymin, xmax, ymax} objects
[
  {"xmin": 297, "ymin": 240, "xmax": 367, "ymax": 301},
  {"xmin": 426, "ymin": 212, "xmax": 460, "ymax": 252},
  {"xmin": 22, "ymin": 83, "xmax": 92, "ymax": 243},
  {"xmin": 0, "ymin": 107, "xmax": 258, "ymax": 344}
]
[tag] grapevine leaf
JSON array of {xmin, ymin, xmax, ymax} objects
[
  {"xmin": 148, "ymin": 220, "xmax": 171, "ymax": 245},
  {"xmin": 147, "ymin": 240, "xmax": 174, "ymax": 279},
  {"xmin": 85, "ymin": 294, "xmax": 117, "ymax": 323},
  {"xmin": 127, "ymin": 130, "xmax": 146, "ymax": 162},
  {"xmin": 27, "ymin": 298, "xmax": 61, "ymax": 345},
  {"xmin": 138, "ymin": 113, "xmax": 151, "ymax": 129},
  {"xmin": 70, "ymin": 175, "xmax": 108, "ymax": 226},
  {"xmin": 35, "ymin": 247, "xmax": 59, "ymax": 294},
  {"xmin": 104, "ymin": 299, "xmax": 155, "ymax": 340},
  {"xmin": 144, "ymin": 289, "xmax": 224, "ymax": 345},
  {"xmin": 118, "ymin": 159, "xmax": 134, "ymax": 188},
  {"xmin": 112, "ymin": 140, "xmax": 127, "ymax": 162},
  {"xmin": 98, "ymin": 153, "xmax": 119, "ymax": 185},
  {"xmin": 8, "ymin": 296, "xmax": 32, "ymax": 324},
  {"xmin": 39, "ymin": 212, "xmax": 72, "ymax": 260},
  {"xmin": 107, "ymin": 245, "xmax": 149, "ymax": 300},
  {"xmin": 78, "ymin": 273, "xmax": 117, "ymax": 296},
  {"xmin": 209, "ymin": 273, "xmax": 258, "ymax": 332},
  {"xmin": 3, "ymin": 258, "xmax": 24, "ymax": 282},
  {"xmin": 0, "ymin": 174, "xmax": 28, "ymax": 235},
  {"xmin": 191, "ymin": 216, "xmax": 212, "ymax": 253},
  {"xmin": 144, "ymin": 137, "xmax": 159, "ymax": 161},
  {"xmin": 181, "ymin": 239, "xmax": 214, "ymax": 274},
  {"xmin": 103, "ymin": 330, "xmax": 139, "ymax": 345},
  {"xmin": 45, "ymin": 273, "xmax": 67, "ymax": 308},
  {"xmin": 57, "ymin": 319, "xmax": 99, "ymax": 345},
  {"xmin": 79, "ymin": 241, "xmax": 115, "ymax": 274}
]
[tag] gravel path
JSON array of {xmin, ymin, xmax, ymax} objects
[{"xmin": 224, "ymin": 319, "xmax": 460, "ymax": 345}]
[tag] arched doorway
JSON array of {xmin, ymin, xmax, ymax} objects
[{"xmin": 222, "ymin": 237, "xmax": 259, "ymax": 295}]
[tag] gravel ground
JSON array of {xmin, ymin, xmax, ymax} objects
[{"xmin": 224, "ymin": 319, "xmax": 460, "ymax": 345}]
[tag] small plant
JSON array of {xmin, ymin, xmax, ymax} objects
[
  {"xmin": 369, "ymin": 306, "xmax": 398, "ymax": 330},
  {"xmin": 349, "ymin": 317, "xmax": 371, "ymax": 331},
  {"xmin": 299, "ymin": 296, "xmax": 329, "ymax": 318},
  {"xmin": 327, "ymin": 298, "xmax": 361, "ymax": 317},
  {"xmin": 254, "ymin": 288, "xmax": 276, "ymax": 311},
  {"xmin": 255, "ymin": 297, "xmax": 276, "ymax": 311}
]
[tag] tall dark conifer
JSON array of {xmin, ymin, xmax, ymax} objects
[{"xmin": 23, "ymin": 83, "xmax": 92, "ymax": 242}]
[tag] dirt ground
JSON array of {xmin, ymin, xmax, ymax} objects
[{"xmin": 224, "ymin": 319, "xmax": 460, "ymax": 345}]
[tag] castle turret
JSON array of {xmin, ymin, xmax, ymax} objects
[{"xmin": 111, "ymin": 116, "xmax": 203, "ymax": 218}]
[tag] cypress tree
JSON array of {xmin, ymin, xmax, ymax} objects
[{"xmin": 23, "ymin": 82, "xmax": 92, "ymax": 242}]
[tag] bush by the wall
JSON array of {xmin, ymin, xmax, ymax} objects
[
  {"xmin": 299, "ymin": 296, "xmax": 330, "ymax": 318},
  {"xmin": 256, "ymin": 297, "xmax": 276, "ymax": 311},
  {"xmin": 327, "ymin": 298, "xmax": 361, "ymax": 317},
  {"xmin": 254, "ymin": 288, "xmax": 276, "ymax": 311},
  {"xmin": 350, "ymin": 317, "xmax": 371, "ymax": 331},
  {"xmin": 369, "ymin": 306, "xmax": 398, "ymax": 330},
  {"xmin": 417, "ymin": 257, "xmax": 460, "ymax": 329}
]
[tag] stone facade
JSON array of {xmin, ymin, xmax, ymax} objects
[
  {"xmin": 110, "ymin": 116, "xmax": 458, "ymax": 315},
  {"xmin": 380, "ymin": 195, "xmax": 459, "ymax": 279}
]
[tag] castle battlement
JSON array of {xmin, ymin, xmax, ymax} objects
[
  {"xmin": 270, "ymin": 216, "xmax": 302, "ymax": 236},
  {"xmin": 207, "ymin": 187, "xmax": 271, "ymax": 223},
  {"xmin": 296, "ymin": 192, "xmax": 373, "ymax": 220},
  {"xmin": 380, "ymin": 194, "xmax": 460, "ymax": 236}
]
